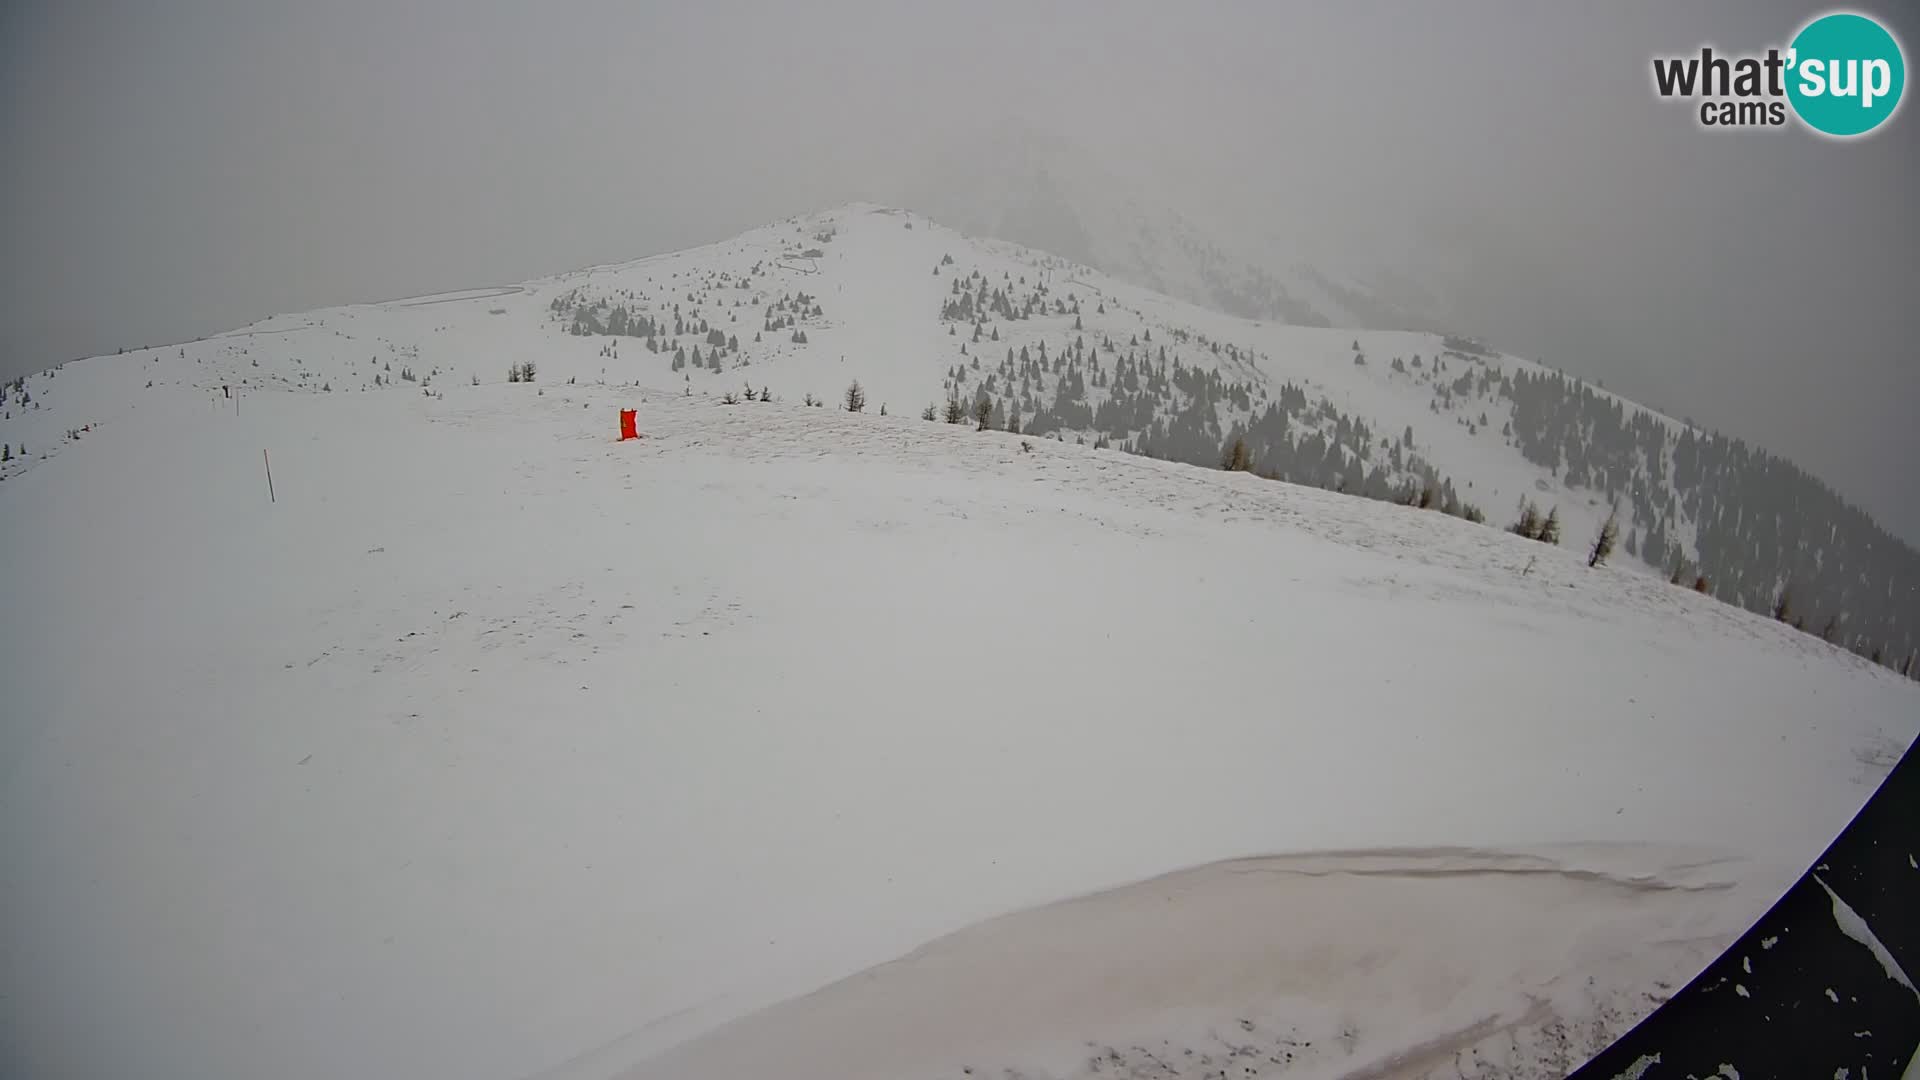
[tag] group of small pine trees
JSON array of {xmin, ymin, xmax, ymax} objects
[
  {"xmin": 1666, "ymin": 555, "xmax": 1713, "ymax": 594},
  {"xmin": 1509, "ymin": 500, "xmax": 1562, "ymax": 546},
  {"xmin": 720, "ymin": 383, "xmax": 775, "ymax": 406},
  {"xmin": 1401, "ymin": 483, "xmax": 1488, "ymax": 523},
  {"xmin": 1217, "ymin": 435, "xmax": 1488, "ymax": 524},
  {"xmin": 505, "ymin": 361, "xmax": 537, "ymax": 383},
  {"xmin": 924, "ymin": 396, "xmax": 1007, "ymax": 431},
  {"xmin": 1509, "ymin": 499, "xmax": 1627, "ymax": 570},
  {"xmin": 1766, "ymin": 583, "xmax": 1917, "ymax": 676},
  {"xmin": 868, "ymin": 386, "xmax": 1034, "ymax": 434}
]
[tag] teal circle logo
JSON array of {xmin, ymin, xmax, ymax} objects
[{"xmin": 1787, "ymin": 12, "xmax": 1906, "ymax": 137}]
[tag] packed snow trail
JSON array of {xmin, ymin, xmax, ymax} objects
[{"xmin": 1, "ymin": 383, "xmax": 1913, "ymax": 1080}]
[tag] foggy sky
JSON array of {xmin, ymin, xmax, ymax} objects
[{"xmin": 4, "ymin": 1, "xmax": 1916, "ymax": 539}]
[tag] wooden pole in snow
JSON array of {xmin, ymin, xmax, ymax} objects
[{"xmin": 263, "ymin": 449, "xmax": 276, "ymax": 504}]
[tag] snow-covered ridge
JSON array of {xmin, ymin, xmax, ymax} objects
[{"xmin": 6, "ymin": 203, "xmax": 1914, "ymax": 664}]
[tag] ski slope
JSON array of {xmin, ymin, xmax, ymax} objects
[{"xmin": 2, "ymin": 375, "xmax": 1914, "ymax": 1080}]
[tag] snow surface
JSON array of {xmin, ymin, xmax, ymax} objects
[
  {"xmin": 610, "ymin": 847, "xmax": 1766, "ymax": 1080},
  {"xmin": 1, "ymin": 206, "xmax": 1916, "ymax": 1080}
]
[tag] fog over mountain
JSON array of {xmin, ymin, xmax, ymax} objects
[{"xmin": 3, "ymin": 1, "xmax": 1915, "ymax": 537}]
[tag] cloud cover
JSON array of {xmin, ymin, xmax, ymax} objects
[{"xmin": 3, "ymin": 0, "xmax": 1915, "ymax": 536}]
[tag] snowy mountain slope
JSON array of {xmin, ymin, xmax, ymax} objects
[
  {"xmin": 4, "ymin": 201, "xmax": 1915, "ymax": 655},
  {"xmin": 5, "ymin": 202, "xmax": 1914, "ymax": 660},
  {"xmin": 3, "ymin": 365, "xmax": 1916, "ymax": 1080},
  {"xmin": 2, "ymin": 204, "xmax": 1917, "ymax": 1079},
  {"xmin": 0, "ymin": 205, "xmax": 1713, "ymax": 562}
]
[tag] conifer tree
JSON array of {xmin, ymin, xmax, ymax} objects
[{"xmin": 1588, "ymin": 507, "xmax": 1619, "ymax": 567}]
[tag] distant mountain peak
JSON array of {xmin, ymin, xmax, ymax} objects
[{"xmin": 886, "ymin": 133, "xmax": 1456, "ymax": 336}]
